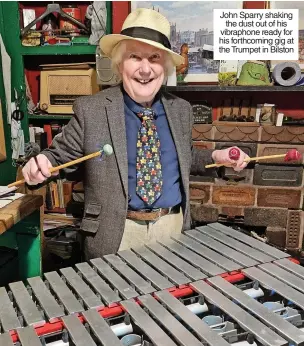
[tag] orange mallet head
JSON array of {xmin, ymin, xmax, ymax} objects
[{"xmin": 284, "ymin": 149, "xmax": 302, "ymax": 162}]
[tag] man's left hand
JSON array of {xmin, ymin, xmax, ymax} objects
[{"xmin": 212, "ymin": 147, "xmax": 249, "ymax": 172}]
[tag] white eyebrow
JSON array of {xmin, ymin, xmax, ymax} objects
[{"xmin": 126, "ymin": 49, "xmax": 162, "ymax": 55}]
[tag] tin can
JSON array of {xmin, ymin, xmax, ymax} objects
[{"xmin": 60, "ymin": 5, "xmax": 81, "ymax": 33}]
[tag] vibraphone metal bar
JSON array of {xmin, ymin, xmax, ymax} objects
[
  {"xmin": 0, "ymin": 222, "xmax": 293, "ymax": 346},
  {"xmin": 0, "ymin": 312, "xmax": 124, "ymax": 346},
  {"xmin": 204, "ymin": 258, "xmax": 304, "ymax": 345},
  {"xmin": 191, "ymin": 280, "xmax": 287, "ymax": 346},
  {"xmin": 9, "ymin": 281, "xmax": 45, "ymax": 327},
  {"xmin": 132, "ymin": 246, "xmax": 191, "ymax": 285},
  {"xmin": 171, "ymin": 234, "xmax": 242, "ymax": 272},
  {"xmin": 28, "ymin": 284, "xmax": 304, "ymax": 346},
  {"xmin": 242, "ymin": 266, "xmax": 304, "ymax": 310},
  {"xmin": 145, "ymin": 242, "xmax": 206, "ymax": 281},
  {"xmin": 137, "ymin": 294, "xmax": 203, "ymax": 346},
  {"xmin": 185, "ymin": 230, "xmax": 259, "ymax": 267},
  {"xmin": 82, "ymin": 309, "xmax": 123, "ymax": 345},
  {"xmin": 207, "ymin": 275, "xmax": 304, "ymax": 346},
  {"xmin": 3, "ymin": 271, "xmax": 304, "ymax": 345},
  {"xmin": 0, "ymin": 333, "xmax": 14, "ymax": 346},
  {"xmin": 154, "ymin": 290, "xmax": 230, "ymax": 346},
  {"xmin": 44, "ymin": 271, "xmax": 85, "ymax": 315},
  {"xmin": 75, "ymin": 262, "xmax": 121, "ymax": 305},
  {"xmin": 17, "ymin": 327, "xmax": 44, "ymax": 346},
  {"xmin": 62, "ymin": 314, "xmax": 98, "ymax": 346},
  {"xmin": 160, "ymin": 239, "xmax": 226, "ymax": 275},
  {"xmin": 258, "ymin": 262, "xmax": 304, "ymax": 293},
  {"xmin": 274, "ymin": 258, "xmax": 304, "ymax": 279},
  {"xmin": 27, "ymin": 276, "xmax": 65, "ymax": 322},
  {"xmin": 0, "ymin": 327, "xmax": 42, "ymax": 346},
  {"xmin": 60, "ymin": 267, "xmax": 104, "ymax": 310},
  {"xmin": 0, "ymin": 287, "xmax": 22, "ymax": 332},
  {"xmin": 120, "ymin": 299, "xmax": 177, "ymax": 346},
  {"xmin": 89, "ymin": 258, "xmax": 139, "ymax": 300},
  {"xmin": 206, "ymin": 222, "xmax": 290, "ymax": 260},
  {"xmin": 103, "ymin": 254, "xmax": 156, "ymax": 294},
  {"xmin": 195, "ymin": 226, "xmax": 275, "ymax": 263}
]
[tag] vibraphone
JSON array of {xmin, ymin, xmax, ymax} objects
[{"xmin": 1, "ymin": 222, "xmax": 304, "ymax": 346}]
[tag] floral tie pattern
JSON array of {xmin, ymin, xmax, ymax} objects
[{"xmin": 136, "ymin": 108, "xmax": 162, "ymax": 205}]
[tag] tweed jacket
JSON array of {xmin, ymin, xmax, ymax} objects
[{"xmin": 43, "ymin": 85, "xmax": 214, "ymax": 259}]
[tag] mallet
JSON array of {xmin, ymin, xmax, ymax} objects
[
  {"xmin": 7, "ymin": 144, "xmax": 113, "ymax": 188},
  {"xmin": 205, "ymin": 148, "xmax": 302, "ymax": 168}
]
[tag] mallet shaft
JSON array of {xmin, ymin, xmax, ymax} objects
[
  {"xmin": 205, "ymin": 153, "xmax": 286, "ymax": 168},
  {"xmin": 7, "ymin": 150, "xmax": 102, "ymax": 188},
  {"xmin": 49, "ymin": 151, "xmax": 102, "ymax": 172}
]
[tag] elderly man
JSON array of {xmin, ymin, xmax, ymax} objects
[{"xmin": 22, "ymin": 8, "xmax": 249, "ymax": 259}]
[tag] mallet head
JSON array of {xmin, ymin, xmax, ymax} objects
[
  {"xmin": 103, "ymin": 144, "xmax": 113, "ymax": 156},
  {"xmin": 229, "ymin": 147, "xmax": 240, "ymax": 161},
  {"xmin": 284, "ymin": 149, "xmax": 302, "ymax": 162}
]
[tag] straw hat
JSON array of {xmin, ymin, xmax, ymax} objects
[{"xmin": 99, "ymin": 8, "xmax": 184, "ymax": 66}]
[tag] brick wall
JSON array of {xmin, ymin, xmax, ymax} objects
[{"xmin": 190, "ymin": 124, "xmax": 304, "ymax": 251}]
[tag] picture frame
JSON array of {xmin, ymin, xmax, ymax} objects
[{"xmin": 131, "ymin": 1, "xmax": 243, "ymax": 83}]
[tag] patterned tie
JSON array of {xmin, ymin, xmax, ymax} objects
[{"xmin": 136, "ymin": 108, "xmax": 162, "ymax": 205}]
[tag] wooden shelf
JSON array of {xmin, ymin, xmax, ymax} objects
[
  {"xmin": 21, "ymin": 45, "xmax": 97, "ymax": 56},
  {"xmin": 44, "ymin": 207, "xmax": 66, "ymax": 214},
  {"xmin": 28, "ymin": 114, "xmax": 72, "ymax": 120},
  {"xmin": 164, "ymin": 85, "xmax": 304, "ymax": 92}
]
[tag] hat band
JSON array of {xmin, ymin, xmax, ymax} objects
[{"xmin": 120, "ymin": 26, "xmax": 171, "ymax": 49}]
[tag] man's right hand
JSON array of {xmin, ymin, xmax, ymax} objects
[{"xmin": 22, "ymin": 154, "xmax": 58, "ymax": 185}]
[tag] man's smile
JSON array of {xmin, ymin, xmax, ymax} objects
[{"xmin": 134, "ymin": 78, "xmax": 154, "ymax": 84}]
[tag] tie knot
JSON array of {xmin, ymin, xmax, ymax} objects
[{"xmin": 137, "ymin": 108, "xmax": 155, "ymax": 121}]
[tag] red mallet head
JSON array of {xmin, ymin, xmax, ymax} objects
[
  {"xmin": 229, "ymin": 147, "xmax": 240, "ymax": 161},
  {"xmin": 284, "ymin": 149, "xmax": 302, "ymax": 162}
]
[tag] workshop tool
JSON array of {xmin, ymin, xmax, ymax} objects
[
  {"xmin": 12, "ymin": 89, "xmax": 25, "ymax": 122},
  {"xmin": 7, "ymin": 144, "xmax": 113, "ymax": 188},
  {"xmin": 205, "ymin": 147, "xmax": 302, "ymax": 168}
]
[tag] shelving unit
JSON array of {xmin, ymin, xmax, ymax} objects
[
  {"xmin": 28, "ymin": 114, "xmax": 73, "ymax": 120},
  {"xmin": 164, "ymin": 85, "xmax": 304, "ymax": 92},
  {"xmin": 21, "ymin": 45, "xmax": 97, "ymax": 56},
  {"xmin": 0, "ymin": 1, "xmax": 111, "ymax": 186}
]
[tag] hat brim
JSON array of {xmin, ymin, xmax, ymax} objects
[{"xmin": 100, "ymin": 34, "xmax": 184, "ymax": 66}]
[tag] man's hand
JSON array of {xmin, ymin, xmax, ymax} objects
[
  {"xmin": 22, "ymin": 154, "xmax": 58, "ymax": 185},
  {"xmin": 212, "ymin": 147, "xmax": 249, "ymax": 172}
]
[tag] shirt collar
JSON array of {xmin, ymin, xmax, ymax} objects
[{"xmin": 123, "ymin": 88, "xmax": 162, "ymax": 117}]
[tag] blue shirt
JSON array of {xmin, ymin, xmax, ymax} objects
[{"xmin": 124, "ymin": 91, "xmax": 182, "ymax": 210}]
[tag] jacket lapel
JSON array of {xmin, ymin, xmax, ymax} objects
[
  {"xmin": 104, "ymin": 86, "xmax": 128, "ymax": 197},
  {"xmin": 161, "ymin": 93, "xmax": 188, "ymax": 187}
]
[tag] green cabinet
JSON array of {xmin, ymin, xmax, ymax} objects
[
  {"xmin": 0, "ymin": 1, "xmax": 111, "ymax": 185},
  {"xmin": 0, "ymin": 45, "xmax": 16, "ymax": 185},
  {"xmin": 0, "ymin": 2, "xmax": 24, "ymax": 184}
]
